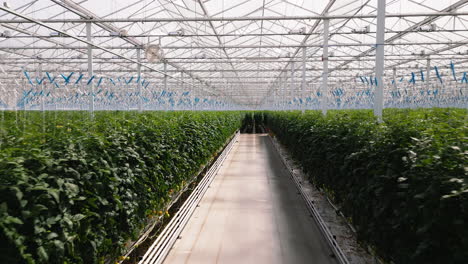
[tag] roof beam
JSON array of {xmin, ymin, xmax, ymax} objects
[
  {"xmin": 1, "ymin": 12, "xmax": 468, "ymax": 23},
  {"xmin": 327, "ymin": 0, "xmax": 468, "ymax": 77},
  {"xmin": 5, "ymin": 41, "xmax": 467, "ymax": 50}
]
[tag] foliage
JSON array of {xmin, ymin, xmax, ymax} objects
[
  {"xmin": 263, "ymin": 108, "xmax": 467, "ymax": 264},
  {"xmin": 0, "ymin": 111, "xmax": 242, "ymax": 264}
]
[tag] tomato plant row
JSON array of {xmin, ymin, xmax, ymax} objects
[
  {"xmin": 0, "ymin": 111, "xmax": 243, "ymax": 264},
  {"xmin": 263, "ymin": 108, "xmax": 467, "ymax": 264}
]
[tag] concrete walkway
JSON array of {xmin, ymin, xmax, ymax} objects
[{"xmin": 164, "ymin": 134, "xmax": 338, "ymax": 264}]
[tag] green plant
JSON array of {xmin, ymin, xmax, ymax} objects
[
  {"xmin": 264, "ymin": 108, "xmax": 467, "ymax": 264},
  {"xmin": 0, "ymin": 111, "xmax": 242, "ymax": 264}
]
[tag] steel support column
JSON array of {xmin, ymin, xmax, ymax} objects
[
  {"xmin": 86, "ymin": 22, "xmax": 94, "ymax": 113},
  {"xmin": 426, "ymin": 57, "xmax": 431, "ymax": 90},
  {"xmin": 137, "ymin": 48, "xmax": 142, "ymax": 112},
  {"xmin": 291, "ymin": 62, "xmax": 295, "ymax": 107},
  {"xmin": 322, "ymin": 19, "xmax": 329, "ymax": 115},
  {"xmin": 39, "ymin": 62, "xmax": 44, "ymax": 112},
  {"xmin": 301, "ymin": 47, "xmax": 307, "ymax": 93},
  {"xmin": 164, "ymin": 62, "xmax": 167, "ymax": 92},
  {"xmin": 181, "ymin": 72, "xmax": 184, "ymax": 91},
  {"xmin": 374, "ymin": 0, "xmax": 386, "ymax": 120}
]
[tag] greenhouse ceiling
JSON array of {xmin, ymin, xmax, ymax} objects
[{"xmin": 0, "ymin": 0, "xmax": 467, "ymax": 110}]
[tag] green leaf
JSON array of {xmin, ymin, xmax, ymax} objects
[
  {"xmin": 5, "ymin": 216, "xmax": 24, "ymax": 225},
  {"xmin": 37, "ymin": 246, "xmax": 48, "ymax": 262},
  {"xmin": 72, "ymin": 214, "xmax": 86, "ymax": 222}
]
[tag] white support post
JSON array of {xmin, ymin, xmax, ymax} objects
[
  {"xmin": 278, "ymin": 73, "xmax": 282, "ymax": 110},
  {"xmin": 163, "ymin": 62, "xmax": 167, "ymax": 92},
  {"xmin": 180, "ymin": 72, "xmax": 184, "ymax": 110},
  {"xmin": 39, "ymin": 62, "xmax": 44, "ymax": 112},
  {"xmin": 291, "ymin": 61, "xmax": 295, "ymax": 109},
  {"xmin": 181, "ymin": 72, "xmax": 184, "ymax": 90},
  {"xmin": 86, "ymin": 22, "xmax": 94, "ymax": 113},
  {"xmin": 191, "ymin": 81, "xmax": 195, "ymax": 111},
  {"xmin": 322, "ymin": 18, "xmax": 329, "ymax": 115},
  {"xmin": 283, "ymin": 72, "xmax": 286, "ymax": 110},
  {"xmin": 302, "ymin": 47, "xmax": 306, "ymax": 93},
  {"xmin": 393, "ymin": 67, "xmax": 396, "ymax": 87},
  {"xmin": 374, "ymin": 0, "xmax": 386, "ymax": 121},
  {"xmin": 137, "ymin": 48, "xmax": 142, "ymax": 112},
  {"xmin": 426, "ymin": 57, "xmax": 431, "ymax": 90}
]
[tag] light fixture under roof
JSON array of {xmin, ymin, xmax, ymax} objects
[
  {"xmin": 351, "ymin": 25, "xmax": 370, "ymax": 34},
  {"xmin": 288, "ymin": 27, "xmax": 306, "ymax": 35},
  {"xmin": 109, "ymin": 29, "xmax": 128, "ymax": 37},
  {"xmin": 194, "ymin": 53, "xmax": 206, "ymax": 59},
  {"xmin": 0, "ymin": 30, "xmax": 11, "ymax": 38},
  {"xmin": 168, "ymin": 29, "xmax": 184, "ymax": 36},
  {"xmin": 50, "ymin": 31, "xmax": 67, "ymax": 37},
  {"xmin": 145, "ymin": 44, "xmax": 163, "ymax": 62},
  {"xmin": 418, "ymin": 23, "xmax": 437, "ymax": 32}
]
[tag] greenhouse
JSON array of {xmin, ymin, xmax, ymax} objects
[{"xmin": 0, "ymin": 0, "xmax": 466, "ymax": 264}]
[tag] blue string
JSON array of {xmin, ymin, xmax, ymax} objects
[
  {"xmin": 434, "ymin": 66, "xmax": 443, "ymax": 84},
  {"xmin": 450, "ymin": 61, "xmax": 457, "ymax": 81},
  {"xmin": 75, "ymin": 74, "xmax": 84, "ymax": 84},
  {"xmin": 87, "ymin": 75, "xmax": 95, "ymax": 85}
]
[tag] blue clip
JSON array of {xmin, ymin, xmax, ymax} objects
[
  {"xmin": 96, "ymin": 77, "xmax": 103, "ymax": 88},
  {"xmin": 23, "ymin": 71, "xmax": 34, "ymax": 86},
  {"xmin": 434, "ymin": 66, "xmax": 443, "ymax": 84},
  {"xmin": 46, "ymin": 72, "xmax": 57, "ymax": 83},
  {"xmin": 461, "ymin": 72, "xmax": 468, "ymax": 83},
  {"xmin": 125, "ymin": 76, "xmax": 134, "ymax": 84},
  {"xmin": 61, "ymin": 72, "xmax": 74, "ymax": 84},
  {"xmin": 87, "ymin": 75, "xmax": 95, "ymax": 85},
  {"xmin": 36, "ymin": 77, "xmax": 46, "ymax": 85},
  {"xmin": 75, "ymin": 74, "xmax": 84, "ymax": 84},
  {"xmin": 450, "ymin": 61, "xmax": 457, "ymax": 81},
  {"xmin": 409, "ymin": 72, "xmax": 416, "ymax": 84}
]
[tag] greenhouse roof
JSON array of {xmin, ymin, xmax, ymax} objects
[{"xmin": 0, "ymin": 0, "xmax": 467, "ymax": 109}]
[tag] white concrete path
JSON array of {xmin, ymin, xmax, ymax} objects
[{"xmin": 164, "ymin": 134, "xmax": 337, "ymax": 264}]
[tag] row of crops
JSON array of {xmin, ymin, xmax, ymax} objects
[
  {"xmin": 0, "ymin": 108, "xmax": 466, "ymax": 264},
  {"xmin": 0, "ymin": 111, "xmax": 243, "ymax": 264},
  {"xmin": 261, "ymin": 108, "xmax": 467, "ymax": 264}
]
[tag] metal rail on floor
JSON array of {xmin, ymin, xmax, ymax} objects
[
  {"xmin": 138, "ymin": 131, "xmax": 239, "ymax": 264},
  {"xmin": 269, "ymin": 135, "xmax": 350, "ymax": 264}
]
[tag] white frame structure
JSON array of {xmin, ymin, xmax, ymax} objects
[{"xmin": 0, "ymin": 0, "xmax": 467, "ymax": 113}]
